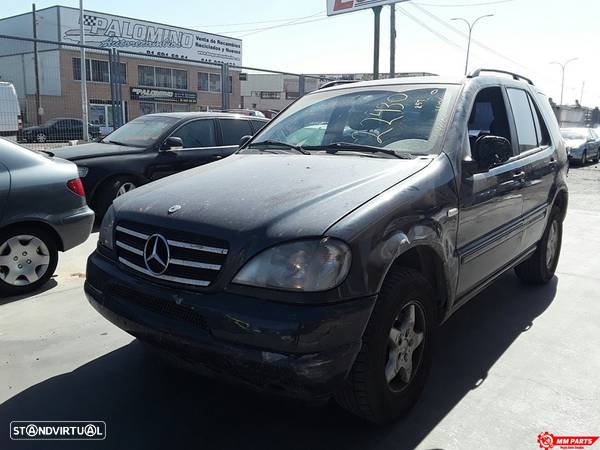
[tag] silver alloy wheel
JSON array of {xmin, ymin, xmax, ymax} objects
[
  {"xmin": 0, "ymin": 235, "xmax": 51, "ymax": 286},
  {"xmin": 385, "ymin": 303, "xmax": 425, "ymax": 388},
  {"xmin": 545, "ymin": 219, "xmax": 559, "ymax": 269},
  {"xmin": 36, "ymin": 133, "xmax": 47, "ymax": 143},
  {"xmin": 116, "ymin": 182, "xmax": 136, "ymax": 197}
]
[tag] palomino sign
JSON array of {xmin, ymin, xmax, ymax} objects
[{"xmin": 59, "ymin": 7, "xmax": 242, "ymax": 66}]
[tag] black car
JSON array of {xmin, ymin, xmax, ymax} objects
[
  {"xmin": 52, "ymin": 112, "xmax": 268, "ymax": 219},
  {"xmin": 17, "ymin": 118, "xmax": 101, "ymax": 143},
  {"xmin": 85, "ymin": 70, "xmax": 568, "ymax": 424}
]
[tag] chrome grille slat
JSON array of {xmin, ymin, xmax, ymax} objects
[
  {"xmin": 114, "ymin": 221, "xmax": 228, "ymax": 288},
  {"xmin": 118, "ymin": 258, "xmax": 211, "ymax": 287}
]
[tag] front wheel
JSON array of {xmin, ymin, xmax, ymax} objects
[
  {"xmin": 514, "ymin": 207, "xmax": 562, "ymax": 285},
  {"xmin": 36, "ymin": 132, "xmax": 48, "ymax": 143},
  {"xmin": 581, "ymin": 151, "xmax": 588, "ymax": 165},
  {"xmin": 335, "ymin": 268, "xmax": 435, "ymax": 424},
  {"xmin": 93, "ymin": 177, "xmax": 138, "ymax": 222},
  {"xmin": 0, "ymin": 227, "xmax": 58, "ymax": 297}
]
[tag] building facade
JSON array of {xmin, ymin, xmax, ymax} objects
[{"xmin": 0, "ymin": 6, "xmax": 243, "ymax": 132}]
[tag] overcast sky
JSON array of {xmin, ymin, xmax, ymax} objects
[{"xmin": 4, "ymin": 0, "xmax": 599, "ymax": 107}]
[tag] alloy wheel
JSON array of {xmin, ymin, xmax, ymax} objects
[
  {"xmin": 545, "ymin": 219, "xmax": 559, "ymax": 269},
  {"xmin": 385, "ymin": 302, "xmax": 426, "ymax": 390},
  {"xmin": 36, "ymin": 133, "xmax": 47, "ymax": 143},
  {"xmin": 116, "ymin": 182, "xmax": 136, "ymax": 197},
  {"xmin": 0, "ymin": 235, "xmax": 51, "ymax": 286}
]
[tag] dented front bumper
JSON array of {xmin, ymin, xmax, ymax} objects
[{"xmin": 85, "ymin": 250, "xmax": 376, "ymax": 400}]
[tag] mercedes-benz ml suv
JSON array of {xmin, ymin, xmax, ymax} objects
[{"xmin": 85, "ymin": 69, "xmax": 568, "ymax": 424}]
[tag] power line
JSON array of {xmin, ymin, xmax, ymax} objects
[
  {"xmin": 414, "ymin": 0, "xmax": 516, "ymax": 7},
  {"xmin": 396, "ymin": 6, "xmax": 465, "ymax": 51},
  {"xmin": 235, "ymin": 12, "xmax": 328, "ymax": 37},
  {"xmin": 192, "ymin": 11, "xmax": 325, "ymax": 30}
]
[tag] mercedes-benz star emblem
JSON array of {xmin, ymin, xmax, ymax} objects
[
  {"xmin": 144, "ymin": 234, "xmax": 170, "ymax": 275},
  {"xmin": 168, "ymin": 204, "xmax": 182, "ymax": 214}
]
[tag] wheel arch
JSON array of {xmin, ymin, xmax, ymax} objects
[
  {"xmin": 552, "ymin": 188, "xmax": 568, "ymax": 222},
  {"xmin": 89, "ymin": 172, "xmax": 147, "ymax": 208},
  {"xmin": 0, "ymin": 220, "xmax": 64, "ymax": 251}
]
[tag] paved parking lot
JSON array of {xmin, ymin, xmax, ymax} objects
[{"xmin": 1, "ymin": 162, "xmax": 599, "ymax": 450}]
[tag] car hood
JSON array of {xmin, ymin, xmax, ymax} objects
[
  {"xmin": 564, "ymin": 138, "xmax": 586, "ymax": 148},
  {"xmin": 114, "ymin": 153, "xmax": 432, "ymax": 248},
  {"xmin": 51, "ymin": 142, "xmax": 144, "ymax": 161}
]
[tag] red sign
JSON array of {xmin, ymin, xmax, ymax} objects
[
  {"xmin": 538, "ymin": 432, "xmax": 599, "ymax": 450},
  {"xmin": 326, "ymin": 0, "xmax": 409, "ymax": 16}
]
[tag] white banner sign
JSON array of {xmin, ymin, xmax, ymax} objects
[
  {"xmin": 59, "ymin": 7, "xmax": 242, "ymax": 66},
  {"xmin": 327, "ymin": 0, "xmax": 409, "ymax": 16}
]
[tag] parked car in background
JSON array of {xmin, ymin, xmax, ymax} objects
[
  {"xmin": 0, "ymin": 139, "xmax": 94, "ymax": 297},
  {"xmin": 17, "ymin": 118, "xmax": 101, "ymax": 143},
  {"xmin": 561, "ymin": 127, "xmax": 600, "ymax": 164},
  {"xmin": 52, "ymin": 112, "xmax": 268, "ymax": 220},
  {"xmin": 85, "ymin": 70, "xmax": 568, "ymax": 423},
  {"xmin": 0, "ymin": 82, "xmax": 22, "ymax": 139}
]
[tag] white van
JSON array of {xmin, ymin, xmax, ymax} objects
[{"xmin": 0, "ymin": 82, "xmax": 22, "ymax": 138}]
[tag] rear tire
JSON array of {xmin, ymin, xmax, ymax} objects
[
  {"xmin": 93, "ymin": 177, "xmax": 138, "ymax": 222},
  {"xmin": 335, "ymin": 268, "xmax": 435, "ymax": 424},
  {"xmin": 0, "ymin": 226, "xmax": 58, "ymax": 297},
  {"xmin": 514, "ymin": 207, "xmax": 562, "ymax": 285},
  {"xmin": 581, "ymin": 151, "xmax": 587, "ymax": 165}
]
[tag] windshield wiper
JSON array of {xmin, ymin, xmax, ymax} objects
[
  {"xmin": 102, "ymin": 140, "xmax": 129, "ymax": 146},
  {"xmin": 249, "ymin": 140, "xmax": 310, "ymax": 155},
  {"xmin": 305, "ymin": 142, "xmax": 413, "ymax": 159}
]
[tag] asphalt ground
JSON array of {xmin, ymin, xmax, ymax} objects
[{"xmin": 1, "ymin": 160, "xmax": 599, "ymax": 450}]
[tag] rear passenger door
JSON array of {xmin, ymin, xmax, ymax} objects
[
  {"xmin": 152, "ymin": 119, "xmax": 222, "ymax": 179},
  {"xmin": 217, "ymin": 118, "xmax": 253, "ymax": 157},
  {"xmin": 505, "ymin": 88, "xmax": 559, "ymax": 252}
]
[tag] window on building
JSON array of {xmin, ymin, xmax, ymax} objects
[
  {"xmin": 198, "ymin": 72, "xmax": 228, "ymax": 93},
  {"xmin": 139, "ymin": 102, "xmax": 156, "ymax": 115},
  {"xmin": 286, "ymin": 92, "xmax": 299, "ymax": 100},
  {"xmin": 261, "ymin": 91, "xmax": 281, "ymax": 100},
  {"xmin": 219, "ymin": 119, "xmax": 253, "ymax": 146},
  {"xmin": 172, "ymin": 120, "xmax": 216, "ymax": 148},
  {"xmin": 73, "ymin": 58, "xmax": 126, "ymax": 83},
  {"xmin": 209, "ymin": 73, "xmax": 221, "ymax": 92},
  {"xmin": 138, "ymin": 65, "xmax": 188, "ymax": 89}
]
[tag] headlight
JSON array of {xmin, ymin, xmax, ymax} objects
[
  {"xmin": 232, "ymin": 238, "xmax": 351, "ymax": 292},
  {"xmin": 77, "ymin": 166, "xmax": 89, "ymax": 178},
  {"xmin": 98, "ymin": 205, "xmax": 115, "ymax": 250}
]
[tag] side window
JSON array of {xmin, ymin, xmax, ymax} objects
[
  {"xmin": 219, "ymin": 119, "xmax": 253, "ymax": 146},
  {"xmin": 250, "ymin": 120, "xmax": 266, "ymax": 133},
  {"xmin": 527, "ymin": 95, "xmax": 550, "ymax": 147},
  {"xmin": 467, "ymin": 87, "xmax": 513, "ymax": 157},
  {"xmin": 172, "ymin": 120, "xmax": 216, "ymax": 148},
  {"xmin": 506, "ymin": 88, "xmax": 538, "ymax": 153}
]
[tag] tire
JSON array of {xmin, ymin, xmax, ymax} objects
[
  {"xmin": 36, "ymin": 132, "xmax": 47, "ymax": 143},
  {"xmin": 335, "ymin": 267, "xmax": 436, "ymax": 424},
  {"xmin": 93, "ymin": 177, "xmax": 138, "ymax": 221},
  {"xmin": 581, "ymin": 151, "xmax": 587, "ymax": 165},
  {"xmin": 514, "ymin": 207, "xmax": 562, "ymax": 285},
  {"xmin": 0, "ymin": 226, "xmax": 59, "ymax": 297}
]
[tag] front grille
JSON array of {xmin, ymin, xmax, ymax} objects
[{"xmin": 115, "ymin": 221, "xmax": 228, "ymax": 288}]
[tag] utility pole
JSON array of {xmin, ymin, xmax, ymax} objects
[
  {"xmin": 580, "ymin": 81, "xmax": 585, "ymax": 105},
  {"xmin": 550, "ymin": 58, "xmax": 578, "ymax": 106},
  {"xmin": 390, "ymin": 4, "xmax": 396, "ymax": 78},
  {"xmin": 79, "ymin": 0, "xmax": 89, "ymax": 141},
  {"xmin": 373, "ymin": 6, "xmax": 382, "ymax": 80},
  {"xmin": 451, "ymin": 14, "xmax": 494, "ymax": 75},
  {"xmin": 32, "ymin": 4, "xmax": 42, "ymax": 125}
]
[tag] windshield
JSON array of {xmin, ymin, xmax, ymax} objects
[
  {"xmin": 561, "ymin": 129, "xmax": 587, "ymax": 140},
  {"xmin": 244, "ymin": 84, "xmax": 458, "ymax": 156},
  {"xmin": 102, "ymin": 115, "xmax": 179, "ymax": 147}
]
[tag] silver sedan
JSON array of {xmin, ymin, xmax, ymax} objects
[{"xmin": 0, "ymin": 139, "xmax": 94, "ymax": 297}]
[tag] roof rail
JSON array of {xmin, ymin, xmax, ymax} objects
[
  {"xmin": 468, "ymin": 68, "xmax": 534, "ymax": 86},
  {"xmin": 319, "ymin": 80, "xmax": 359, "ymax": 90}
]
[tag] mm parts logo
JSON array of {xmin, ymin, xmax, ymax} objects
[{"xmin": 538, "ymin": 431, "xmax": 599, "ymax": 450}]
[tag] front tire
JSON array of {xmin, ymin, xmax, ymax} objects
[
  {"xmin": 514, "ymin": 207, "xmax": 562, "ymax": 285},
  {"xmin": 581, "ymin": 150, "xmax": 587, "ymax": 165},
  {"xmin": 93, "ymin": 177, "xmax": 138, "ymax": 222},
  {"xmin": 335, "ymin": 268, "xmax": 435, "ymax": 424},
  {"xmin": 0, "ymin": 226, "xmax": 58, "ymax": 297},
  {"xmin": 36, "ymin": 132, "xmax": 47, "ymax": 143}
]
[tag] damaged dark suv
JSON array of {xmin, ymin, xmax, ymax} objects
[{"xmin": 85, "ymin": 69, "xmax": 568, "ymax": 424}]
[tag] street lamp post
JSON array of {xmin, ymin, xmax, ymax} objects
[
  {"xmin": 550, "ymin": 58, "xmax": 579, "ymax": 106},
  {"xmin": 451, "ymin": 14, "xmax": 494, "ymax": 75}
]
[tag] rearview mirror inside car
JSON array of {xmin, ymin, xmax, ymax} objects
[
  {"xmin": 239, "ymin": 135, "xmax": 252, "ymax": 148},
  {"xmin": 473, "ymin": 135, "xmax": 513, "ymax": 172},
  {"xmin": 161, "ymin": 136, "xmax": 184, "ymax": 151}
]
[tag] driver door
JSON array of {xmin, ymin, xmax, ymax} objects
[{"xmin": 456, "ymin": 86, "xmax": 526, "ymax": 297}]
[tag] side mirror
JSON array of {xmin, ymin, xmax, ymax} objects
[
  {"xmin": 161, "ymin": 136, "xmax": 184, "ymax": 151},
  {"xmin": 239, "ymin": 135, "xmax": 252, "ymax": 148},
  {"xmin": 473, "ymin": 135, "xmax": 513, "ymax": 172}
]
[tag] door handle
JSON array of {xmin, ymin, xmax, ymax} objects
[{"xmin": 513, "ymin": 171, "xmax": 526, "ymax": 181}]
